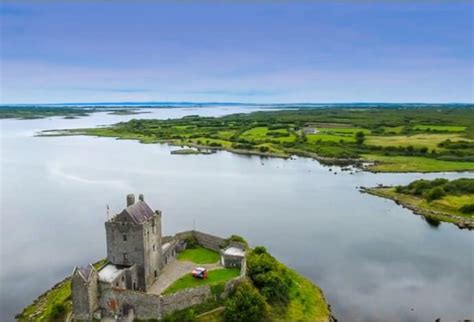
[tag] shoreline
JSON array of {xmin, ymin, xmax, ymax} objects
[
  {"xmin": 360, "ymin": 186, "xmax": 474, "ymax": 230},
  {"xmin": 39, "ymin": 130, "xmax": 474, "ymax": 174}
]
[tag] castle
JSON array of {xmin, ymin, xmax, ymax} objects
[{"xmin": 71, "ymin": 194, "xmax": 246, "ymax": 321}]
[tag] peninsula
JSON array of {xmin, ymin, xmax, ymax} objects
[
  {"xmin": 42, "ymin": 106, "xmax": 474, "ymax": 173},
  {"xmin": 362, "ymin": 178, "xmax": 474, "ymax": 229},
  {"xmin": 17, "ymin": 194, "xmax": 332, "ymax": 322}
]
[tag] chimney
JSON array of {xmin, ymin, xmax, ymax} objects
[
  {"xmin": 126, "ymin": 194, "xmax": 135, "ymax": 207},
  {"xmin": 138, "ymin": 194, "xmax": 144, "ymax": 202}
]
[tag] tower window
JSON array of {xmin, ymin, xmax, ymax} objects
[
  {"xmin": 153, "ymin": 244, "xmax": 156, "ymax": 251},
  {"xmin": 123, "ymin": 234, "xmax": 127, "ymax": 241},
  {"xmin": 123, "ymin": 253, "xmax": 128, "ymax": 261},
  {"xmin": 154, "ymin": 270, "xmax": 157, "ymax": 277}
]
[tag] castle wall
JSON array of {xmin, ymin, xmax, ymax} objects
[
  {"xmin": 100, "ymin": 287, "xmax": 162, "ymax": 320},
  {"xmin": 143, "ymin": 212, "xmax": 163, "ymax": 290},
  {"xmin": 71, "ymin": 270, "xmax": 99, "ymax": 320},
  {"xmin": 193, "ymin": 231, "xmax": 228, "ymax": 251},
  {"xmin": 105, "ymin": 213, "xmax": 163, "ymax": 291},
  {"xmin": 174, "ymin": 230, "xmax": 228, "ymax": 252},
  {"xmin": 98, "ymin": 274, "xmax": 246, "ymax": 320}
]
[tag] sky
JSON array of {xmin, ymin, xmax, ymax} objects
[{"xmin": 0, "ymin": 1, "xmax": 472, "ymax": 104}]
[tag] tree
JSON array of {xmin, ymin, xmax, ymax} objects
[
  {"xmin": 426, "ymin": 187, "xmax": 445, "ymax": 201},
  {"xmin": 355, "ymin": 131, "xmax": 365, "ymax": 145},
  {"xmin": 224, "ymin": 282, "xmax": 267, "ymax": 322}
]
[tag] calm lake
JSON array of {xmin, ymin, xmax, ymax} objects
[{"xmin": 1, "ymin": 106, "xmax": 473, "ymax": 321}]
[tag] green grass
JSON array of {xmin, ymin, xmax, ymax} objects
[
  {"xmin": 318, "ymin": 127, "xmax": 371, "ymax": 135},
  {"xmin": 18, "ymin": 279, "xmax": 72, "ymax": 322},
  {"xmin": 382, "ymin": 126, "xmax": 405, "ymax": 134},
  {"xmin": 17, "ymin": 259, "xmax": 107, "ymax": 321},
  {"xmin": 177, "ymin": 247, "xmax": 221, "ymax": 264},
  {"xmin": 366, "ymin": 133, "xmax": 468, "ymax": 150},
  {"xmin": 306, "ymin": 133, "xmax": 356, "ymax": 143},
  {"xmin": 363, "ymin": 154, "xmax": 474, "ymax": 172},
  {"xmin": 163, "ymin": 268, "xmax": 240, "ymax": 295},
  {"xmin": 279, "ymin": 269, "xmax": 330, "ymax": 322},
  {"xmin": 413, "ymin": 124, "xmax": 466, "ymax": 132}
]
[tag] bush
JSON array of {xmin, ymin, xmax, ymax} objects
[
  {"xmin": 425, "ymin": 187, "xmax": 445, "ymax": 201},
  {"xmin": 224, "ymin": 282, "xmax": 267, "ymax": 322},
  {"xmin": 185, "ymin": 236, "xmax": 199, "ymax": 249},
  {"xmin": 50, "ymin": 303, "xmax": 66, "ymax": 320},
  {"xmin": 246, "ymin": 247, "xmax": 291, "ymax": 304},
  {"xmin": 459, "ymin": 204, "xmax": 474, "ymax": 214}
]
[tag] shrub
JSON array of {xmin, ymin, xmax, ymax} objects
[
  {"xmin": 355, "ymin": 131, "xmax": 365, "ymax": 145},
  {"xmin": 425, "ymin": 187, "xmax": 445, "ymax": 201},
  {"xmin": 246, "ymin": 247, "xmax": 291, "ymax": 305},
  {"xmin": 185, "ymin": 236, "xmax": 199, "ymax": 249},
  {"xmin": 224, "ymin": 282, "xmax": 267, "ymax": 322},
  {"xmin": 459, "ymin": 204, "xmax": 474, "ymax": 214},
  {"xmin": 50, "ymin": 303, "xmax": 66, "ymax": 320}
]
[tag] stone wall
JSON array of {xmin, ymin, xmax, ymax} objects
[
  {"xmin": 161, "ymin": 285, "xmax": 213, "ymax": 316},
  {"xmin": 100, "ymin": 287, "xmax": 162, "ymax": 320},
  {"xmin": 193, "ymin": 230, "xmax": 228, "ymax": 251},
  {"xmin": 99, "ymin": 272, "xmax": 246, "ymax": 320}
]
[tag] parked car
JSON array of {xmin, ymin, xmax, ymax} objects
[{"xmin": 192, "ymin": 267, "xmax": 208, "ymax": 279}]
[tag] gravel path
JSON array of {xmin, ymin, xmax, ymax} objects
[{"xmin": 147, "ymin": 259, "xmax": 221, "ymax": 295}]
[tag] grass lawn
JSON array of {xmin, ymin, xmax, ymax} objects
[
  {"xmin": 177, "ymin": 247, "xmax": 221, "ymax": 264},
  {"xmin": 163, "ymin": 268, "xmax": 240, "ymax": 295},
  {"xmin": 363, "ymin": 155, "xmax": 474, "ymax": 172}
]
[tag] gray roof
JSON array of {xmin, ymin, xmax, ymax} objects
[
  {"xmin": 75, "ymin": 265, "xmax": 95, "ymax": 282},
  {"xmin": 123, "ymin": 201, "xmax": 155, "ymax": 223}
]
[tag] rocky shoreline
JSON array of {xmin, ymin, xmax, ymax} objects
[{"xmin": 360, "ymin": 186, "xmax": 473, "ymax": 230}]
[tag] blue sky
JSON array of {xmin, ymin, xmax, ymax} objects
[{"xmin": 0, "ymin": 2, "xmax": 472, "ymax": 104}]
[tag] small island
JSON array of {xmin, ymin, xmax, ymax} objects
[
  {"xmin": 16, "ymin": 194, "xmax": 332, "ymax": 322},
  {"xmin": 42, "ymin": 106, "xmax": 474, "ymax": 173},
  {"xmin": 362, "ymin": 178, "xmax": 474, "ymax": 229}
]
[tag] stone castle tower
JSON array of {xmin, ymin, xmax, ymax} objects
[{"xmin": 105, "ymin": 194, "xmax": 163, "ymax": 291}]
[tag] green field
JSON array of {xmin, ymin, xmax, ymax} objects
[
  {"xmin": 363, "ymin": 155, "xmax": 474, "ymax": 172},
  {"xmin": 365, "ymin": 133, "xmax": 470, "ymax": 150},
  {"xmin": 163, "ymin": 268, "xmax": 240, "ymax": 295},
  {"xmin": 177, "ymin": 247, "xmax": 221, "ymax": 264},
  {"xmin": 44, "ymin": 106, "xmax": 474, "ymax": 172},
  {"xmin": 413, "ymin": 125, "xmax": 466, "ymax": 132}
]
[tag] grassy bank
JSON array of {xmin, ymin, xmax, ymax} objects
[
  {"xmin": 43, "ymin": 106, "xmax": 474, "ymax": 172},
  {"xmin": 364, "ymin": 178, "xmax": 474, "ymax": 229},
  {"xmin": 16, "ymin": 259, "xmax": 107, "ymax": 321},
  {"xmin": 165, "ymin": 246, "xmax": 331, "ymax": 322}
]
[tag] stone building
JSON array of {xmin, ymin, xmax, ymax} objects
[
  {"xmin": 72, "ymin": 194, "xmax": 172, "ymax": 320},
  {"xmin": 104, "ymin": 193, "xmax": 163, "ymax": 291},
  {"xmin": 71, "ymin": 194, "xmax": 245, "ymax": 320}
]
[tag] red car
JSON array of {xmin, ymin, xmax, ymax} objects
[{"xmin": 192, "ymin": 267, "xmax": 208, "ymax": 279}]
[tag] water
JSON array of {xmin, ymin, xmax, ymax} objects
[{"xmin": 1, "ymin": 107, "xmax": 473, "ymax": 321}]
